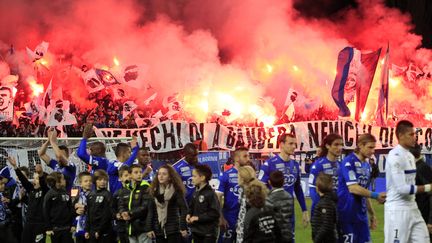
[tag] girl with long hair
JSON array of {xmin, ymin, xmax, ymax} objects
[{"xmin": 146, "ymin": 164, "xmax": 188, "ymax": 243}]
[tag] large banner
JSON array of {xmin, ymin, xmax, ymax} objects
[{"xmin": 95, "ymin": 120, "xmax": 432, "ymax": 154}]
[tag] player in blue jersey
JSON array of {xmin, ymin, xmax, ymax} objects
[
  {"xmin": 309, "ymin": 134, "xmax": 343, "ymax": 215},
  {"xmin": 134, "ymin": 148, "xmax": 154, "ymax": 182},
  {"xmin": 258, "ymin": 133, "xmax": 309, "ymax": 241},
  {"xmin": 76, "ymin": 123, "xmax": 109, "ymax": 173},
  {"xmin": 173, "ymin": 143, "xmax": 199, "ymax": 203},
  {"xmin": 107, "ymin": 136, "xmax": 139, "ymax": 194},
  {"xmin": 216, "ymin": 147, "xmax": 250, "ymax": 243},
  {"xmin": 39, "ymin": 128, "xmax": 76, "ymax": 192},
  {"xmin": 337, "ymin": 134, "xmax": 386, "ymax": 243}
]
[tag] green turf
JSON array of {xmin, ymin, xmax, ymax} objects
[
  {"xmin": 46, "ymin": 198, "xmax": 385, "ymax": 243},
  {"xmin": 294, "ymin": 198, "xmax": 385, "ymax": 242}
]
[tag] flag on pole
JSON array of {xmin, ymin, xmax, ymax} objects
[
  {"xmin": 354, "ymin": 48, "xmax": 382, "ymax": 121},
  {"xmin": 122, "ymin": 101, "xmax": 138, "ymax": 118},
  {"xmin": 26, "ymin": 41, "xmax": 49, "ymax": 62},
  {"xmin": 143, "ymin": 93, "xmax": 157, "ymax": 106},
  {"xmin": 376, "ymin": 44, "xmax": 390, "ymax": 126},
  {"xmin": 332, "ymin": 47, "xmax": 358, "ymax": 117},
  {"xmin": 332, "ymin": 46, "xmax": 381, "ymax": 120},
  {"xmin": 283, "ymin": 88, "xmax": 297, "ymax": 121}
]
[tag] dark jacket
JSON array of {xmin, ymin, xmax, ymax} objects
[
  {"xmin": 85, "ymin": 188, "xmax": 113, "ymax": 235},
  {"xmin": 119, "ymin": 180, "xmax": 152, "ymax": 236},
  {"xmin": 188, "ymin": 183, "xmax": 220, "ymax": 238},
  {"xmin": 266, "ymin": 188, "xmax": 294, "ymax": 243},
  {"xmin": 43, "ymin": 188, "xmax": 74, "ymax": 231},
  {"xmin": 0, "ymin": 192, "xmax": 12, "ymax": 226},
  {"xmin": 147, "ymin": 190, "xmax": 188, "ymax": 238},
  {"xmin": 243, "ymin": 205, "xmax": 282, "ymax": 243},
  {"xmin": 113, "ymin": 184, "xmax": 130, "ymax": 233},
  {"xmin": 415, "ymin": 159, "xmax": 432, "ymax": 225},
  {"xmin": 14, "ymin": 169, "xmax": 49, "ymax": 224},
  {"xmin": 311, "ymin": 192, "xmax": 338, "ymax": 243}
]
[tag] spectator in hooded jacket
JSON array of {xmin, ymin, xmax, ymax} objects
[
  {"xmin": 267, "ymin": 170, "xmax": 294, "ymax": 243},
  {"xmin": 311, "ymin": 173, "xmax": 338, "ymax": 243},
  {"xmin": 146, "ymin": 164, "xmax": 188, "ymax": 243}
]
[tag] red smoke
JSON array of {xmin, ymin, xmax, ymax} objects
[{"xmin": 0, "ymin": 0, "xmax": 430, "ymax": 125}]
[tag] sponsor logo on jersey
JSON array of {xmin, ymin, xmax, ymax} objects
[{"xmin": 284, "ymin": 174, "xmax": 296, "ymax": 186}]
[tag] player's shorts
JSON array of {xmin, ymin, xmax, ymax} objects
[
  {"xmin": 338, "ymin": 219, "xmax": 370, "ymax": 243},
  {"xmin": 218, "ymin": 212, "xmax": 237, "ymax": 243},
  {"xmin": 384, "ymin": 207, "xmax": 430, "ymax": 243}
]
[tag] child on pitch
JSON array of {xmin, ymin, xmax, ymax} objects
[
  {"xmin": 311, "ymin": 173, "xmax": 338, "ymax": 243},
  {"xmin": 119, "ymin": 164, "xmax": 152, "ymax": 243},
  {"xmin": 146, "ymin": 164, "xmax": 189, "ymax": 242},
  {"xmin": 113, "ymin": 166, "xmax": 131, "ymax": 243},
  {"xmin": 267, "ymin": 170, "xmax": 294, "ymax": 243},
  {"xmin": 187, "ymin": 164, "xmax": 220, "ymax": 243},
  {"xmin": 43, "ymin": 172, "xmax": 74, "ymax": 243},
  {"xmin": 85, "ymin": 170, "xmax": 114, "ymax": 242},
  {"xmin": 8, "ymin": 156, "xmax": 49, "ymax": 243},
  {"xmin": 243, "ymin": 179, "xmax": 281, "ymax": 243},
  {"xmin": 73, "ymin": 171, "xmax": 93, "ymax": 243}
]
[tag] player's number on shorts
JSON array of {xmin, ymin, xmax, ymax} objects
[
  {"xmin": 394, "ymin": 229, "xmax": 399, "ymax": 239},
  {"xmin": 223, "ymin": 230, "xmax": 233, "ymax": 239},
  {"xmin": 343, "ymin": 233, "xmax": 353, "ymax": 243}
]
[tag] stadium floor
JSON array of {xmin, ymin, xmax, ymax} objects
[
  {"xmin": 46, "ymin": 198, "xmax": 385, "ymax": 243},
  {"xmin": 294, "ymin": 198, "xmax": 385, "ymax": 242}
]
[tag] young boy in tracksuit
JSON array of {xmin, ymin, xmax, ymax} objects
[
  {"xmin": 311, "ymin": 173, "xmax": 338, "ymax": 243},
  {"xmin": 187, "ymin": 164, "xmax": 220, "ymax": 243},
  {"xmin": 73, "ymin": 172, "xmax": 93, "ymax": 243},
  {"xmin": 113, "ymin": 166, "xmax": 131, "ymax": 243},
  {"xmin": 8, "ymin": 157, "xmax": 49, "ymax": 243},
  {"xmin": 43, "ymin": 172, "xmax": 75, "ymax": 243},
  {"xmin": 119, "ymin": 164, "xmax": 152, "ymax": 243},
  {"xmin": 85, "ymin": 170, "xmax": 114, "ymax": 242}
]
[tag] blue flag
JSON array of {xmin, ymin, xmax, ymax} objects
[{"xmin": 332, "ymin": 47, "xmax": 355, "ymax": 117}]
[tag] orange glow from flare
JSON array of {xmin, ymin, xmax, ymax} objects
[
  {"xmin": 113, "ymin": 57, "xmax": 120, "ymax": 66},
  {"xmin": 183, "ymin": 86, "xmax": 276, "ymax": 126},
  {"xmin": 360, "ymin": 108, "xmax": 369, "ymax": 122},
  {"xmin": 265, "ymin": 64, "xmax": 273, "ymax": 73},
  {"xmin": 425, "ymin": 114, "xmax": 432, "ymax": 121},
  {"xmin": 389, "ymin": 77, "xmax": 400, "ymax": 88},
  {"xmin": 12, "ymin": 87, "xmax": 17, "ymax": 97},
  {"xmin": 39, "ymin": 58, "xmax": 48, "ymax": 66},
  {"xmin": 292, "ymin": 65, "xmax": 299, "ymax": 72},
  {"xmin": 29, "ymin": 79, "xmax": 44, "ymax": 97}
]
